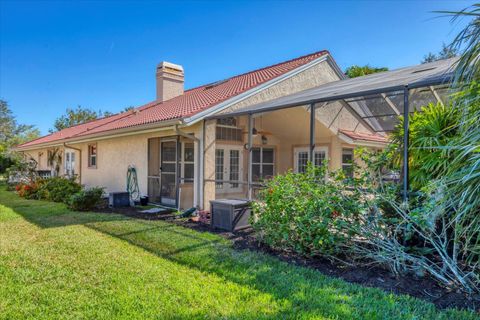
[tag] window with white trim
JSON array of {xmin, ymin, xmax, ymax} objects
[
  {"xmin": 64, "ymin": 151, "xmax": 75, "ymax": 177},
  {"xmin": 216, "ymin": 117, "xmax": 243, "ymax": 141},
  {"xmin": 88, "ymin": 144, "xmax": 97, "ymax": 168},
  {"xmin": 294, "ymin": 146, "xmax": 328, "ymax": 173},
  {"xmin": 252, "ymin": 147, "xmax": 275, "ymax": 181},
  {"xmin": 181, "ymin": 142, "xmax": 194, "ymax": 182},
  {"xmin": 342, "ymin": 148, "xmax": 354, "ymax": 178}
]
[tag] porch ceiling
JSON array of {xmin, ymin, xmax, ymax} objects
[{"xmin": 211, "ymin": 58, "xmax": 456, "ymax": 132}]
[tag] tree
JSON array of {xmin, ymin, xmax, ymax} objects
[
  {"xmin": 421, "ymin": 43, "xmax": 458, "ymax": 64},
  {"xmin": 344, "ymin": 65, "xmax": 388, "ymax": 78},
  {"xmin": 0, "ymin": 99, "xmax": 40, "ymax": 174},
  {"xmin": 50, "ymin": 105, "xmax": 112, "ymax": 132},
  {"xmin": 0, "ymin": 100, "xmax": 40, "ymax": 149}
]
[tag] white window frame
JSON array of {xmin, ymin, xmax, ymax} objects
[
  {"xmin": 88, "ymin": 144, "xmax": 97, "ymax": 168},
  {"xmin": 215, "ymin": 145, "xmax": 244, "ymax": 193},
  {"xmin": 180, "ymin": 142, "xmax": 195, "ymax": 183},
  {"xmin": 251, "ymin": 146, "xmax": 275, "ymax": 182},
  {"xmin": 342, "ymin": 148, "xmax": 354, "ymax": 177},
  {"xmin": 64, "ymin": 150, "xmax": 75, "ymax": 177},
  {"xmin": 294, "ymin": 146, "xmax": 329, "ymax": 173}
]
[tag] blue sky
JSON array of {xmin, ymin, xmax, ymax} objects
[{"xmin": 0, "ymin": 0, "xmax": 471, "ymax": 134}]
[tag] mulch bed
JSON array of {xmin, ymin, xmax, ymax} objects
[{"xmin": 96, "ymin": 206, "xmax": 480, "ymax": 312}]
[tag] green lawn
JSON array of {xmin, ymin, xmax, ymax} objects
[{"xmin": 0, "ymin": 188, "xmax": 477, "ymax": 320}]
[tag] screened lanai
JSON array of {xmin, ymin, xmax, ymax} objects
[{"xmin": 208, "ymin": 57, "xmax": 457, "ymax": 200}]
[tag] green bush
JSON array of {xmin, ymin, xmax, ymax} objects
[
  {"xmin": 37, "ymin": 176, "xmax": 82, "ymax": 203},
  {"xmin": 251, "ymin": 164, "xmax": 367, "ymax": 257},
  {"xmin": 68, "ymin": 187, "xmax": 105, "ymax": 211}
]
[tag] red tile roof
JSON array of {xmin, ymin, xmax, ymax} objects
[
  {"xmin": 339, "ymin": 130, "xmax": 388, "ymax": 143},
  {"xmin": 18, "ymin": 50, "xmax": 328, "ymax": 148}
]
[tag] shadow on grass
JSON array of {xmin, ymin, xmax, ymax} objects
[{"xmin": 1, "ymin": 190, "xmax": 468, "ymax": 319}]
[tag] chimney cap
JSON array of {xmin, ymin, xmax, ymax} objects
[{"xmin": 157, "ymin": 61, "xmax": 184, "ymax": 72}]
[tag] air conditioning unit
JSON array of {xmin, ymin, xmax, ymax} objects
[
  {"xmin": 109, "ymin": 192, "xmax": 130, "ymax": 207},
  {"xmin": 210, "ymin": 199, "xmax": 251, "ymax": 232}
]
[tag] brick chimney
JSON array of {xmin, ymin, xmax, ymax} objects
[{"xmin": 156, "ymin": 61, "xmax": 184, "ymax": 102}]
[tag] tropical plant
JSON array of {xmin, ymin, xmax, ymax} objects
[
  {"xmin": 36, "ymin": 176, "xmax": 82, "ymax": 202},
  {"xmin": 47, "ymin": 148, "xmax": 63, "ymax": 176},
  {"xmin": 439, "ymin": 4, "xmax": 480, "ymax": 83},
  {"xmin": 68, "ymin": 187, "xmax": 105, "ymax": 211},
  {"xmin": 251, "ymin": 164, "xmax": 368, "ymax": 258},
  {"xmin": 344, "ymin": 65, "xmax": 388, "ymax": 78},
  {"xmin": 389, "ymin": 101, "xmax": 461, "ymax": 190}
]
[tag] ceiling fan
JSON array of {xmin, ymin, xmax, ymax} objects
[{"xmin": 242, "ymin": 116, "xmax": 273, "ymax": 136}]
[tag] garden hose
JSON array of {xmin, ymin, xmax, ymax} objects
[{"xmin": 127, "ymin": 166, "xmax": 140, "ymax": 202}]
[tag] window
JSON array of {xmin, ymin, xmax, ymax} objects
[
  {"xmin": 64, "ymin": 151, "xmax": 75, "ymax": 177},
  {"xmin": 342, "ymin": 148, "xmax": 354, "ymax": 178},
  {"xmin": 181, "ymin": 142, "xmax": 194, "ymax": 182},
  {"xmin": 252, "ymin": 147, "xmax": 275, "ymax": 181},
  {"xmin": 88, "ymin": 144, "xmax": 97, "ymax": 168},
  {"xmin": 216, "ymin": 117, "xmax": 243, "ymax": 141},
  {"xmin": 215, "ymin": 146, "xmax": 244, "ymax": 192},
  {"xmin": 215, "ymin": 149, "xmax": 224, "ymax": 189},
  {"xmin": 294, "ymin": 147, "xmax": 328, "ymax": 173}
]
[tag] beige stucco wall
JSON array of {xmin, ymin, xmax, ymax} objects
[
  {"xmin": 73, "ymin": 123, "xmax": 201, "ymax": 197},
  {"xmin": 218, "ymin": 60, "xmax": 341, "ymax": 115}
]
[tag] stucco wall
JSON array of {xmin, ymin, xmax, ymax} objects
[
  {"xmin": 218, "ymin": 60, "xmax": 342, "ymax": 115},
  {"xmin": 73, "ymin": 125, "xmax": 201, "ymax": 196}
]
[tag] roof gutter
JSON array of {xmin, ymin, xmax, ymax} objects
[{"xmin": 15, "ymin": 119, "xmax": 183, "ymax": 151}]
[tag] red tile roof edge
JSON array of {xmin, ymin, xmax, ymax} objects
[
  {"xmin": 339, "ymin": 130, "xmax": 388, "ymax": 143},
  {"xmin": 16, "ymin": 50, "xmax": 331, "ymax": 149}
]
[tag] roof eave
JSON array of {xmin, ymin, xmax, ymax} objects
[
  {"xmin": 338, "ymin": 131, "xmax": 388, "ymax": 148},
  {"xmin": 184, "ymin": 53, "xmax": 339, "ymax": 125},
  {"xmin": 14, "ymin": 118, "xmax": 184, "ymax": 151}
]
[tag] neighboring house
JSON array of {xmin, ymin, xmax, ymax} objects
[{"xmin": 15, "ymin": 50, "xmax": 388, "ymax": 210}]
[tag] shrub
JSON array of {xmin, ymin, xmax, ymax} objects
[
  {"xmin": 68, "ymin": 187, "xmax": 105, "ymax": 211},
  {"xmin": 37, "ymin": 176, "xmax": 81, "ymax": 203},
  {"xmin": 251, "ymin": 164, "xmax": 367, "ymax": 257}
]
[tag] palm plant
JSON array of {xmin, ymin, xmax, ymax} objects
[
  {"xmin": 439, "ymin": 4, "xmax": 480, "ymax": 83},
  {"xmin": 390, "ymin": 102, "xmax": 461, "ymax": 190},
  {"xmin": 47, "ymin": 148, "xmax": 63, "ymax": 176}
]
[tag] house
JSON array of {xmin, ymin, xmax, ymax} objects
[{"xmin": 15, "ymin": 50, "xmax": 389, "ymax": 210}]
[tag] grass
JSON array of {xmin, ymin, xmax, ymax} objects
[{"xmin": 0, "ymin": 188, "xmax": 478, "ymax": 320}]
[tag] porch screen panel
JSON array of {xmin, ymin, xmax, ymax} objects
[
  {"xmin": 148, "ymin": 138, "xmax": 161, "ymax": 203},
  {"xmin": 229, "ymin": 149, "xmax": 240, "ymax": 188},
  {"xmin": 148, "ymin": 138, "xmax": 160, "ymax": 176},
  {"xmin": 215, "ymin": 149, "xmax": 224, "ymax": 189},
  {"xmin": 183, "ymin": 142, "xmax": 194, "ymax": 182}
]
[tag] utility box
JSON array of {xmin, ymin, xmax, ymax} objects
[
  {"xmin": 109, "ymin": 192, "xmax": 130, "ymax": 207},
  {"xmin": 210, "ymin": 199, "xmax": 251, "ymax": 232}
]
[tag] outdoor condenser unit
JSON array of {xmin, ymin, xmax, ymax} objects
[
  {"xmin": 109, "ymin": 192, "xmax": 130, "ymax": 207},
  {"xmin": 210, "ymin": 199, "xmax": 251, "ymax": 232}
]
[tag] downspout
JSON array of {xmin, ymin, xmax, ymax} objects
[
  {"xmin": 175, "ymin": 125, "xmax": 200, "ymax": 208},
  {"xmin": 64, "ymin": 143, "xmax": 82, "ymax": 184}
]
